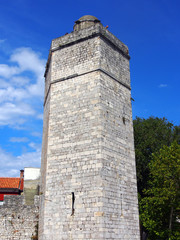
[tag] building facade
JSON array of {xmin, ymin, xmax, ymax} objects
[
  {"xmin": 39, "ymin": 15, "xmax": 140, "ymax": 239},
  {"xmin": 0, "ymin": 170, "xmax": 24, "ymax": 204}
]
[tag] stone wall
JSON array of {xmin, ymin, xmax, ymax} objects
[
  {"xmin": 98, "ymin": 71, "xmax": 139, "ymax": 238},
  {"xmin": 0, "ymin": 195, "xmax": 39, "ymax": 240}
]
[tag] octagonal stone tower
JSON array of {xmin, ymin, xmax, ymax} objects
[{"xmin": 39, "ymin": 15, "xmax": 140, "ymax": 240}]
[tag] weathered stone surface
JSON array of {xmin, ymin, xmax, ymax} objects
[
  {"xmin": 39, "ymin": 15, "xmax": 140, "ymax": 240},
  {"xmin": 74, "ymin": 15, "xmax": 102, "ymax": 31},
  {"xmin": 0, "ymin": 195, "xmax": 39, "ymax": 240}
]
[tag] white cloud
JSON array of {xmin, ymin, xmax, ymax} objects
[
  {"xmin": 10, "ymin": 48, "xmax": 45, "ymax": 76},
  {"xmin": 0, "ymin": 64, "xmax": 20, "ymax": 78},
  {"xmin": 0, "ymin": 47, "xmax": 45, "ymax": 127},
  {"xmin": 0, "ymin": 86, "xmax": 29, "ymax": 103},
  {"xmin": 0, "ymin": 102, "xmax": 35, "ymax": 126},
  {"xmin": 11, "ymin": 76, "xmax": 30, "ymax": 86},
  {"xmin": 159, "ymin": 84, "xmax": 168, "ymax": 88},
  {"xmin": 0, "ymin": 47, "xmax": 44, "ymax": 176},
  {"xmin": 9, "ymin": 137, "xmax": 29, "ymax": 143},
  {"xmin": 10, "ymin": 47, "xmax": 45, "ymax": 98},
  {"xmin": 0, "ymin": 146, "xmax": 41, "ymax": 177},
  {"xmin": 5, "ymin": 169, "xmax": 20, "ymax": 177},
  {"xmin": 0, "ymin": 78, "xmax": 10, "ymax": 88}
]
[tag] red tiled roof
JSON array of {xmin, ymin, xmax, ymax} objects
[{"xmin": 0, "ymin": 178, "xmax": 24, "ymax": 190}]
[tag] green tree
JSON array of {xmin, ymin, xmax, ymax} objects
[
  {"xmin": 133, "ymin": 117, "xmax": 180, "ymax": 239},
  {"xmin": 140, "ymin": 142, "xmax": 180, "ymax": 240},
  {"xmin": 133, "ymin": 117, "xmax": 179, "ymax": 196}
]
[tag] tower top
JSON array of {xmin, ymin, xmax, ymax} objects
[{"xmin": 74, "ymin": 15, "xmax": 102, "ymax": 31}]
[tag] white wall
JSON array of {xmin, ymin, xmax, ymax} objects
[{"xmin": 24, "ymin": 168, "xmax": 40, "ymax": 181}]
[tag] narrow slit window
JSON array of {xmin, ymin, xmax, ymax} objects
[{"xmin": 71, "ymin": 192, "xmax": 75, "ymax": 216}]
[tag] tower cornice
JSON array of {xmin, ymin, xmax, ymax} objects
[{"xmin": 44, "ymin": 24, "xmax": 130, "ymax": 78}]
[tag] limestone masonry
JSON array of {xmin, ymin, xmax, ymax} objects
[
  {"xmin": 39, "ymin": 15, "xmax": 140, "ymax": 239},
  {"xmin": 0, "ymin": 195, "xmax": 39, "ymax": 240}
]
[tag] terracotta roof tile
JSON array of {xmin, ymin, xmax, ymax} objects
[{"xmin": 0, "ymin": 178, "xmax": 24, "ymax": 190}]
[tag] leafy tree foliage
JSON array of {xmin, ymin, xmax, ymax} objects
[
  {"xmin": 133, "ymin": 117, "xmax": 180, "ymax": 239},
  {"xmin": 140, "ymin": 142, "xmax": 180, "ymax": 240},
  {"xmin": 133, "ymin": 117, "xmax": 179, "ymax": 196}
]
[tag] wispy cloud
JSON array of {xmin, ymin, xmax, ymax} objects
[
  {"xmin": 0, "ymin": 146, "xmax": 41, "ymax": 177},
  {"xmin": 37, "ymin": 114, "xmax": 43, "ymax": 120},
  {"xmin": 11, "ymin": 76, "xmax": 30, "ymax": 86},
  {"xmin": 31, "ymin": 131, "xmax": 42, "ymax": 138},
  {"xmin": 0, "ymin": 102, "xmax": 35, "ymax": 126},
  {"xmin": 0, "ymin": 64, "xmax": 20, "ymax": 78},
  {"xmin": 158, "ymin": 84, "xmax": 168, "ymax": 88},
  {"xmin": 0, "ymin": 39, "xmax": 6, "ymax": 44},
  {"xmin": 28, "ymin": 142, "xmax": 41, "ymax": 151},
  {"xmin": 9, "ymin": 137, "xmax": 29, "ymax": 143}
]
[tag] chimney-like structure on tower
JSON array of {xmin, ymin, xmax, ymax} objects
[{"xmin": 39, "ymin": 15, "xmax": 140, "ymax": 240}]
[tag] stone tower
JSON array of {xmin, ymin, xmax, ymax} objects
[{"xmin": 39, "ymin": 15, "xmax": 140, "ymax": 240}]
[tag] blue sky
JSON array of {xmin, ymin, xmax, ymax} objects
[{"xmin": 0, "ymin": 0, "xmax": 179, "ymax": 177}]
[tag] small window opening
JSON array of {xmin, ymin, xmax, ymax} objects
[{"xmin": 71, "ymin": 192, "xmax": 75, "ymax": 216}]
